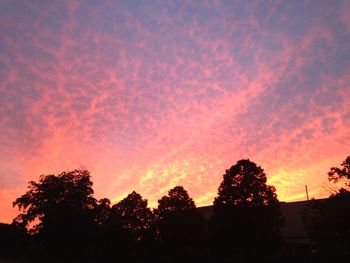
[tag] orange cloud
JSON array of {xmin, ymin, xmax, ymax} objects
[{"xmin": 1, "ymin": 0, "xmax": 350, "ymax": 223}]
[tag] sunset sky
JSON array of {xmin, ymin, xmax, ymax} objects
[{"xmin": 1, "ymin": 0, "xmax": 350, "ymax": 223}]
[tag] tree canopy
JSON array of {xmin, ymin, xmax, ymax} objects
[
  {"xmin": 112, "ymin": 191, "xmax": 154, "ymax": 241},
  {"xmin": 214, "ymin": 159, "xmax": 279, "ymax": 208},
  {"xmin": 12, "ymin": 169, "xmax": 99, "ymax": 259},
  {"xmin": 328, "ymin": 156, "xmax": 350, "ymax": 187},
  {"xmin": 305, "ymin": 156, "xmax": 350, "ymax": 262},
  {"xmin": 94, "ymin": 198, "xmax": 112, "ymax": 226},
  {"xmin": 157, "ymin": 186, "xmax": 196, "ymax": 216},
  {"xmin": 8, "ymin": 162, "xmax": 290, "ymax": 262},
  {"xmin": 13, "ymin": 169, "xmax": 96, "ymax": 232},
  {"xmin": 210, "ymin": 160, "xmax": 282, "ymax": 262},
  {"xmin": 155, "ymin": 186, "xmax": 205, "ymax": 261}
]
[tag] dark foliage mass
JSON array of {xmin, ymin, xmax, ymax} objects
[
  {"xmin": 0, "ymin": 223, "xmax": 28, "ymax": 260},
  {"xmin": 214, "ymin": 159, "xmax": 279, "ymax": 207},
  {"xmin": 328, "ymin": 156, "xmax": 350, "ymax": 185},
  {"xmin": 13, "ymin": 169, "xmax": 96, "ymax": 232},
  {"xmin": 4, "ymin": 157, "xmax": 350, "ymax": 262},
  {"xmin": 305, "ymin": 156, "xmax": 350, "ymax": 263},
  {"xmin": 157, "ymin": 186, "xmax": 196, "ymax": 214},
  {"xmin": 210, "ymin": 159, "xmax": 283, "ymax": 262},
  {"xmin": 12, "ymin": 169, "xmax": 98, "ymax": 259},
  {"xmin": 111, "ymin": 191, "xmax": 155, "ymax": 241},
  {"xmin": 306, "ymin": 190, "xmax": 350, "ymax": 262},
  {"xmin": 155, "ymin": 186, "xmax": 206, "ymax": 262}
]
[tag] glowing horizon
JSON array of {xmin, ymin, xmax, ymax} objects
[{"xmin": 1, "ymin": 0, "xmax": 350, "ymax": 223}]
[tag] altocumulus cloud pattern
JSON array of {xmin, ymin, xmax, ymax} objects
[{"xmin": 0, "ymin": 0, "xmax": 350, "ymax": 222}]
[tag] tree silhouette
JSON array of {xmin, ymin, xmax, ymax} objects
[
  {"xmin": 13, "ymin": 169, "xmax": 96, "ymax": 232},
  {"xmin": 156, "ymin": 186, "xmax": 206, "ymax": 261},
  {"xmin": 94, "ymin": 197, "xmax": 136, "ymax": 261},
  {"xmin": 305, "ymin": 190, "xmax": 350, "ymax": 262},
  {"xmin": 210, "ymin": 159, "xmax": 282, "ymax": 262},
  {"xmin": 328, "ymin": 156, "xmax": 350, "ymax": 187},
  {"xmin": 13, "ymin": 169, "xmax": 98, "ymax": 259},
  {"xmin": 157, "ymin": 186, "xmax": 195, "ymax": 214},
  {"xmin": 214, "ymin": 159, "xmax": 278, "ymax": 207},
  {"xmin": 0, "ymin": 223, "xmax": 28, "ymax": 260},
  {"xmin": 94, "ymin": 198, "xmax": 112, "ymax": 226},
  {"xmin": 112, "ymin": 191, "xmax": 154, "ymax": 242},
  {"xmin": 305, "ymin": 156, "xmax": 350, "ymax": 262}
]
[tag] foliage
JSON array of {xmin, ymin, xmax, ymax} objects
[
  {"xmin": 210, "ymin": 159, "xmax": 283, "ymax": 261},
  {"xmin": 305, "ymin": 156, "xmax": 350, "ymax": 262},
  {"xmin": 94, "ymin": 198, "xmax": 112, "ymax": 225},
  {"xmin": 12, "ymin": 169, "xmax": 100, "ymax": 260},
  {"xmin": 305, "ymin": 189, "xmax": 350, "ymax": 262},
  {"xmin": 214, "ymin": 159, "xmax": 278, "ymax": 207},
  {"xmin": 13, "ymin": 169, "xmax": 96, "ymax": 232},
  {"xmin": 156, "ymin": 186, "xmax": 206, "ymax": 262},
  {"xmin": 0, "ymin": 223, "xmax": 29, "ymax": 259},
  {"xmin": 328, "ymin": 156, "xmax": 350, "ymax": 187},
  {"xmin": 112, "ymin": 191, "xmax": 154, "ymax": 241},
  {"xmin": 157, "ymin": 186, "xmax": 196, "ymax": 215},
  {"xmin": 156, "ymin": 186, "xmax": 204, "ymax": 240},
  {"xmin": 7, "ymin": 161, "xmax": 312, "ymax": 261}
]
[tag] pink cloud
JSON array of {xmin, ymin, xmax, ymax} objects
[{"xmin": 1, "ymin": 0, "xmax": 350, "ymax": 223}]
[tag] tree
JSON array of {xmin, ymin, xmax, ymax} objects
[
  {"xmin": 93, "ymin": 197, "xmax": 134, "ymax": 261},
  {"xmin": 328, "ymin": 156, "xmax": 350, "ymax": 187},
  {"xmin": 210, "ymin": 159, "xmax": 282, "ymax": 262},
  {"xmin": 111, "ymin": 191, "xmax": 154, "ymax": 241},
  {"xmin": 0, "ymin": 223, "xmax": 28, "ymax": 260},
  {"xmin": 214, "ymin": 159, "xmax": 278, "ymax": 207},
  {"xmin": 305, "ymin": 190, "xmax": 350, "ymax": 262},
  {"xmin": 155, "ymin": 186, "xmax": 206, "ymax": 261},
  {"xmin": 157, "ymin": 186, "xmax": 195, "ymax": 215},
  {"xmin": 94, "ymin": 198, "xmax": 112, "ymax": 226},
  {"xmin": 13, "ymin": 169, "xmax": 98, "ymax": 259},
  {"xmin": 13, "ymin": 169, "xmax": 96, "ymax": 230},
  {"xmin": 305, "ymin": 156, "xmax": 350, "ymax": 262}
]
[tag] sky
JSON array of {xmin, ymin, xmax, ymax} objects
[{"xmin": 1, "ymin": 0, "xmax": 350, "ymax": 223}]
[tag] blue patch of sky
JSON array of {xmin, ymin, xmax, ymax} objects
[
  {"xmin": 254, "ymin": 34, "xmax": 284, "ymax": 52},
  {"xmin": 21, "ymin": 42, "xmax": 57, "ymax": 65},
  {"xmin": 329, "ymin": 45, "xmax": 350, "ymax": 77},
  {"xmin": 312, "ymin": 86, "xmax": 344, "ymax": 110},
  {"xmin": 0, "ymin": 0, "xmax": 38, "ymax": 26},
  {"xmin": 272, "ymin": 1, "xmax": 313, "ymax": 38},
  {"xmin": 40, "ymin": 7, "xmax": 67, "ymax": 33},
  {"xmin": 0, "ymin": 32, "xmax": 13, "ymax": 60}
]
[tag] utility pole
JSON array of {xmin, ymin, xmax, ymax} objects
[{"xmin": 305, "ymin": 185, "xmax": 309, "ymax": 201}]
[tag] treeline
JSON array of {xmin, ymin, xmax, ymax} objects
[{"xmin": 1, "ymin": 157, "xmax": 350, "ymax": 262}]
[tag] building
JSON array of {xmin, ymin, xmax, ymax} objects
[{"xmin": 196, "ymin": 199, "xmax": 322, "ymax": 244}]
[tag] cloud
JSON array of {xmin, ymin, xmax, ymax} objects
[{"xmin": 1, "ymin": 0, "xmax": 350, "ymax": 222}]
